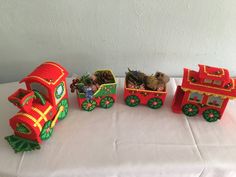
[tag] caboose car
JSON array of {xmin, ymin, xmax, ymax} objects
[
  {"xmin": 172, "ymin": 64, "xmax": 236, "ymax": 122},
  {"xmin": 5, "ymin": 62, "xmax": 69, "ymax": 152}
]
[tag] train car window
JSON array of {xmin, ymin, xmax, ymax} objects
[
  {"xmin": 55, "ymin": 82, "xmax": 65, "ymax": 104},
  {"xmin": 204, "ymin": 79, "xmax": 212, "ymax": 84},
  {"xmin": 189, "ymin": 92, "xmax": 203, "ymax": 103},
  {"xmin": 207, "ymin": 96, "xmax": 223, "ymax": 107},
  {"xmin": 213, "ymin": 80, "xmax": 222, "ymax": 86},
  {"xmin": 30, "ymin": 82, "xmax": 49, "ymax": 99}
]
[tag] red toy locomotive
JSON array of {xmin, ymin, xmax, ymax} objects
[
  {"xmin": 172, "ymin": 64, "xmax": 236, "ymax": 122},
  {"xmin": 5, "ymin": 62, "xmax": 69, "ymax": 152}
]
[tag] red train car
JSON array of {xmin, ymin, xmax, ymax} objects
[
  {"xmin": 124, "ymin": 81, "xmax": 167, "ymax": 109},
  {"xmin": 5, "ymin": 62, "xmax": 69, "ymax": 152},
  {"xmin": 172, "ymin": 64, "xmax": 236, "ymax": 122}
]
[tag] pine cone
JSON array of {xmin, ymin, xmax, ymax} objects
[
  {"xmin": 126, "ymin": 68, "xmax": 146, "ymax": 86},
  {"xmin": 95, "ymin": 71, "xmax": 114, "ymax": 84}
]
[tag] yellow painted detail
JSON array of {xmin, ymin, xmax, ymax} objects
[
  {"xmin": 51, "ymin": 106, "xmax": 64, "ymax": 128},
  {"xmin": 24, "ymin": 62, "xmax": 65, "ymax": 85},
  {"xmin": 33, "ymin": 105, "xmax": 52, "ymax": 126},
  {"xmin": 187, "ymin": 70, "xmax": 235, "ymax": 92},
  {"xmin": 203, "ymin": 65, "xmax": 225, "ymax": 77},
  {"xmin": 126, "ymin": 87, "xmax": 167, "ymax": 94},
  {"xmin": 32, "ymin": 107, "xmax": 47, "ymax": 122},
  {"xmin": 16, "ymin": 113, "xmax": 42, "ymax": 131}
]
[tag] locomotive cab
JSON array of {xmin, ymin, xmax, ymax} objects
[{"xmin": 20, "ymin": 62, "xmax": 68, "ymax": 106}]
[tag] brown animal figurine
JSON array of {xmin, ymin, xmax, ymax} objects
[
  {"xmin": 144, "ymin": 72, "xmax": 170, "ymax": 91},
  {"xmin": 155, "ymin": 72, "xmax": 170, "ymax": 83}
]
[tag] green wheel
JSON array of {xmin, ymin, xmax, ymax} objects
[
  {"xmin": 82, "ymin": 100, "xmax": 97, "ymax": 111},
  {"xmin": 125, "ymin": 95, "xmax": 140, "ymax": 107},
  {"xmin": 57, "ymin": 99, "xmax": 69, "ymax": 120},
  {"xmin": 40, "ymin": 121, "xmax": 53, "ymax": 141},
  {"xmin": 203, "ymin": 109, "xmax": 220, "ymax": 122},
  {"xmin": 147, "ymin": 98, "xmax": 163, "ymax": 109},
  {"xmin": 182, "ymin": 104, "xmax": 199, "ymax": 117},
  {"xmin": 100, "ymin": 96, "xmax": 114, "ymax": 109}
]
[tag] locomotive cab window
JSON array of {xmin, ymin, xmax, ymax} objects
[
  {"xmin": 204, "ymin": 79, "xmax": 212, "ymax": 84},
  {"xmin": 189, "ymin": 92, "xmax": 203, "ymax": 103},
  {"xmin": 207, "ymin": 96, "xmax": 223, "ymax": 107},
  {"xmin": 213, "ymin": 80, "xmax": 222, "ymax": 86},
  {"xmin": 55, "ymin": 82, "xmax": 65, "ymax": 103},
  {"xmin": 30, "ymin": 82, "xmax": 49, "ymax": 99}
]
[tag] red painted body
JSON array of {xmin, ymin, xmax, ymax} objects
[
  {"xmin": 8, "ymin": 62, "xmax": 69, "ymax": 143},
  {"xmin": 77, "ymin": 93, "xmax": 117, "ymax": 108},
  {"xmin": 172, "ymin": 64, "xmax": 236, "ymax": 120},
  {"xmin": 124, "ymin": 79, "xmax": 167, "ymax": 107}
]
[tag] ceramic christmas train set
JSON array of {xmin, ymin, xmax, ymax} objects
[
  {"xmin": 4, "ymin": 62, "xmax": 236, "ymax": 153},
  {"xmin": 172, "ymin": 64, "xmax": 236, "ymax": 122},
  {"xmin": 5, "ymin": 62, "xmax": 69, "ymax": 152}
]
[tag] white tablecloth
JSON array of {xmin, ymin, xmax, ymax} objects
[{"xmin": 1, "ymin": 78, "xmax": 236, "ymax": 177}]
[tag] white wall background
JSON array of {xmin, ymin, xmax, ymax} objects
[{"xmin": 0, "ymin": 0, "xmax": 236, "ymax": 83}]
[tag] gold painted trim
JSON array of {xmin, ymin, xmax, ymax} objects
[
  {"xmin": 34, "ymin": 105, "xmax": 52, "ymax": 126},
  {"xmin": 203, "ymin": 65, "xmax": 225, "ymax": 77},
  {"xmin": 51, "ymin": 106, "xmax": 64, "ymax": 128},
  {"xmin": 187, "ymin": 70, "xmax": 235, "ymax": 92},
  {"xmin": 16, "ymin": 113, "xmax": 42, "ymax": 131},
  {"xmin": 24, "ymin": 62, "xmax": 65, "ymax": 85},
  {"xmin": 32, "ymin": 107, "xmax": 47, "ymax": 122},
  {"xmin": 126, "ymin": 87, "xmax": 167, "ymax": 94}
]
